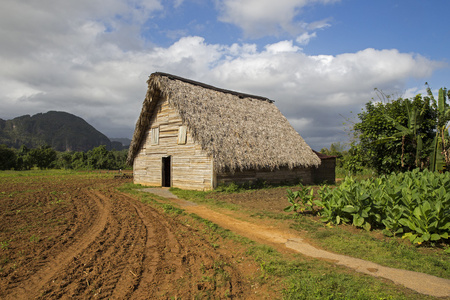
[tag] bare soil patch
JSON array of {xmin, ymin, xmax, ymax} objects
[{"xmin": 0, "ymin": 173, "xmax": 271, "ymax": 299}]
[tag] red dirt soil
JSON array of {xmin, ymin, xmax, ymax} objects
[{"xmin": 0, "ymin": 173, "xmax": 269, "ymax": 299}]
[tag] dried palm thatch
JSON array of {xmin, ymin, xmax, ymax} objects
[{"xmin": 127, "ymin": 72, "xmax": 320, "ymax": 172}]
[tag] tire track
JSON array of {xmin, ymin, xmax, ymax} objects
[
  {"xmin": 129, "ymin": 201, "xmax": 194, "ymax": 298},
  {"xmin": 119, "ymin": 192, "xmax": 245, "ymax": 299},
  {"xmin": 38, "ymin": 190, "xmax": 147, "ymax": 299},
  {"xmin": 4, "ymin": 189, "xmax": 111, "ymax": 300},
  {"xmin": 119, "ymin": 201, "xmax": 162, "ymax": 299}
]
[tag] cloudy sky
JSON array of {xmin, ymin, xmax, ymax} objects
[{"xmin": 1, "ymin": 0, "xmax": 449, "ymax": 150}]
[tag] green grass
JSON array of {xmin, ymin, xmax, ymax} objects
[
  {"xmin": 0, "ymin": 169, "xmax": 117, "ymax": 181},
  {"xmin": 169, "ymin": 188, "xmax": 241, "ymax": 211},
  {"xmin": 245, "ymin": 241, "xmax": 431, "ymax": 299},
  {"xmin": 117, "ymin": 183, "xmax": 167, "ymax": 203},
  {"xmin": 250, "ymin": 211, "xmax": 295, "ymax": 220},
  {"xmin": 335, "ymin": 166, "xmax": 377, "ymax": 181},
  {"xmin": 0, "ymin": 169, "xmax": 76, "ymax": 178},
  {"xmin": 292, "ymin": 220, "xmax": 450, "ymax": 280},
  {"xmin": 169, "ymin": 187, "xmax": 210, "ymax": 201},
  {"xmin": 161, "ymin": 203, "xmax": 184, "ymax": 215}
]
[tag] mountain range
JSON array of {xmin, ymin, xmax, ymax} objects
[{"xmin": 0, "ymin": 111, "xmax": 130, "ymax": 151}]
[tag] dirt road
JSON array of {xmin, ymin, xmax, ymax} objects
[{"xmin": 0, "ymin": 175, "xmax": 259, "ymax": 299}]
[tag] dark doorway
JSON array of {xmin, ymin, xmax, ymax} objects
[{"xmin": 162, "ymin": 156, "xmax": 171, "ymax": 187}]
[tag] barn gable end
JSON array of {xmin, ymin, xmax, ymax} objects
[{"xmin": 132, "ymin": 97, "xmax": 214, "ymax": 190}]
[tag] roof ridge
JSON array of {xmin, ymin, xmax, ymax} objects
[{"xmin": 154, "ymin": 72, "xmax": 274, "ymax": 103}]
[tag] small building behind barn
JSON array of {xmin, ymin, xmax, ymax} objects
[
  {"xmin": 127, "ymin": 72, "xmax": 329, "ymax": 190},
  {"xmin": 312, "ymin": 150, "xmax": 336, "ymax": 184}
]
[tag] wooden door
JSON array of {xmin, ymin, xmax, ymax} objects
[{"xmin": 162, "ymin": 156, "xmax": 171, "ymax": 187}]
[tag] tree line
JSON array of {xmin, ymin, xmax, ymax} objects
[
  {"xmin": 322, "ymin": 85, "xmax": 450, "ymax": 175},
  {"xmin": 0, "ymin": 145, "xmax": 129, "ymax": 171}
]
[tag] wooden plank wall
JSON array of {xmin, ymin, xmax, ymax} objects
[
  {"xmin": 312, "ymin": 158, "xmax": 336, "ymax": 184},
  {"xmin": 133, "ymin": 98, "xmax": 213, "ymax": 190},
  {"xmin": 216, "ymin": 166, "xmax": 314, "ymax": 186}
]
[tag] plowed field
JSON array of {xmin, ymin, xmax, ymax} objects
[{"xmin": 0, "ymin": 172, "xmax": 267, "ymax": 299}]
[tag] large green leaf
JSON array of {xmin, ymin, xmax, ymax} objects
[
  {"xmin": 342, "ymin": 205, "xmax": 357, "ymax": 213},
  {"xmin": 412, "ymin": 207, "xmax": 422, "ymax": 221},
  {"xmin": 422, "ymin": 232, "xmax": 431, "ymax": 242},
  {"xmin": 284, "ymin": 205, "xmax": 294, "ymax": 212},
  {"xmin": 399, "ymin": 218, "xmax": 416, "ymax": 231},
  {"xmin": 430, "ymin": 233, "xmax": 441, "ymax": 241},
  {"xmin": 353, "ymin": 215, "xmax": 365, "ymax": 227},
  {"xmin": 362, "ymin": 222, "xmax": 371, "ymax": 231}
]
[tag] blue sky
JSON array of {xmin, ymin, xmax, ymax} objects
[{"xmin": 0, "ymin": 0, "xmax": 449, "ymax": 150}]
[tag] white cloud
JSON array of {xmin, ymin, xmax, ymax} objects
[
  {"xmin": 265, "ymin": 40, "xmax": 301, "ymax": 54},
  {"xmin": 150, "ymin": 36, "xmax": 225, "ymax": 77},
  {"xmin": 209, "ymin": 45, "xmax": 440, "ymax": 102},
  {"xmin": 296, "ymin": 32, "xmax": 317, "ymax": 45},
  {"xmin": 1, "ymin": 80, "xmax": 44, "ymax": 102},
  {"xmin": 403, "ymin": 87, "xmax": 421, "ymax": 99},
  {"xmin": 0, "ymin": 0, "xmax": 444, "ymax": 149},
  {"xmin": 173, "ymin": 0, "xmax": 185, "ymax": 8},
  {"xmin": 0, "ymin": 26, "xmax": 441, "ymax": 142},
  {"xmin": 0, "ymin": 0, "xmax": 163, "ymax": 57},
  {"xmin": 217, "ymin": 0, "xmax": 338, "ymax": 37},
  {"xmin": 288, "ymin": 118, "xmax": 314, "ymax": 131}
]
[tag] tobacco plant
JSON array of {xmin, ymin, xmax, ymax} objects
[
  {"xmin": 284, "ymin": 184, "xmax": 317, "ymax": 214},
  {"xmin": 288, "ymin": 169, "xmax": 450, "ymax": 245}
]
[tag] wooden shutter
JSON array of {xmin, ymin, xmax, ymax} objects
[
  {"xmin": 177, "ymin": 125, "xmax": 187, "ymax": 145},
  {"xmin": 151, "ymin": 127, "xmax": 159, "ymax": 145}
]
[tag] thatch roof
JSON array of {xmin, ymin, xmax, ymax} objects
[{"xmin": 127, "ymin": 72, "xmax": 320, "ymax": 172}]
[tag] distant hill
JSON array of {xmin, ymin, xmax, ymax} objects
[
  {"xmin": 0, "ymin": 111, "xmax": 127, "ymax": 152},
  {"xmin": 110, "ymin": 138, "xmax": 131, "ymax": 147}
]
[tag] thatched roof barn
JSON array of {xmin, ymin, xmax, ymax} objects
[{"xmin": 127, "ymin": 72, "xmax": 322, "ymax": 190}]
